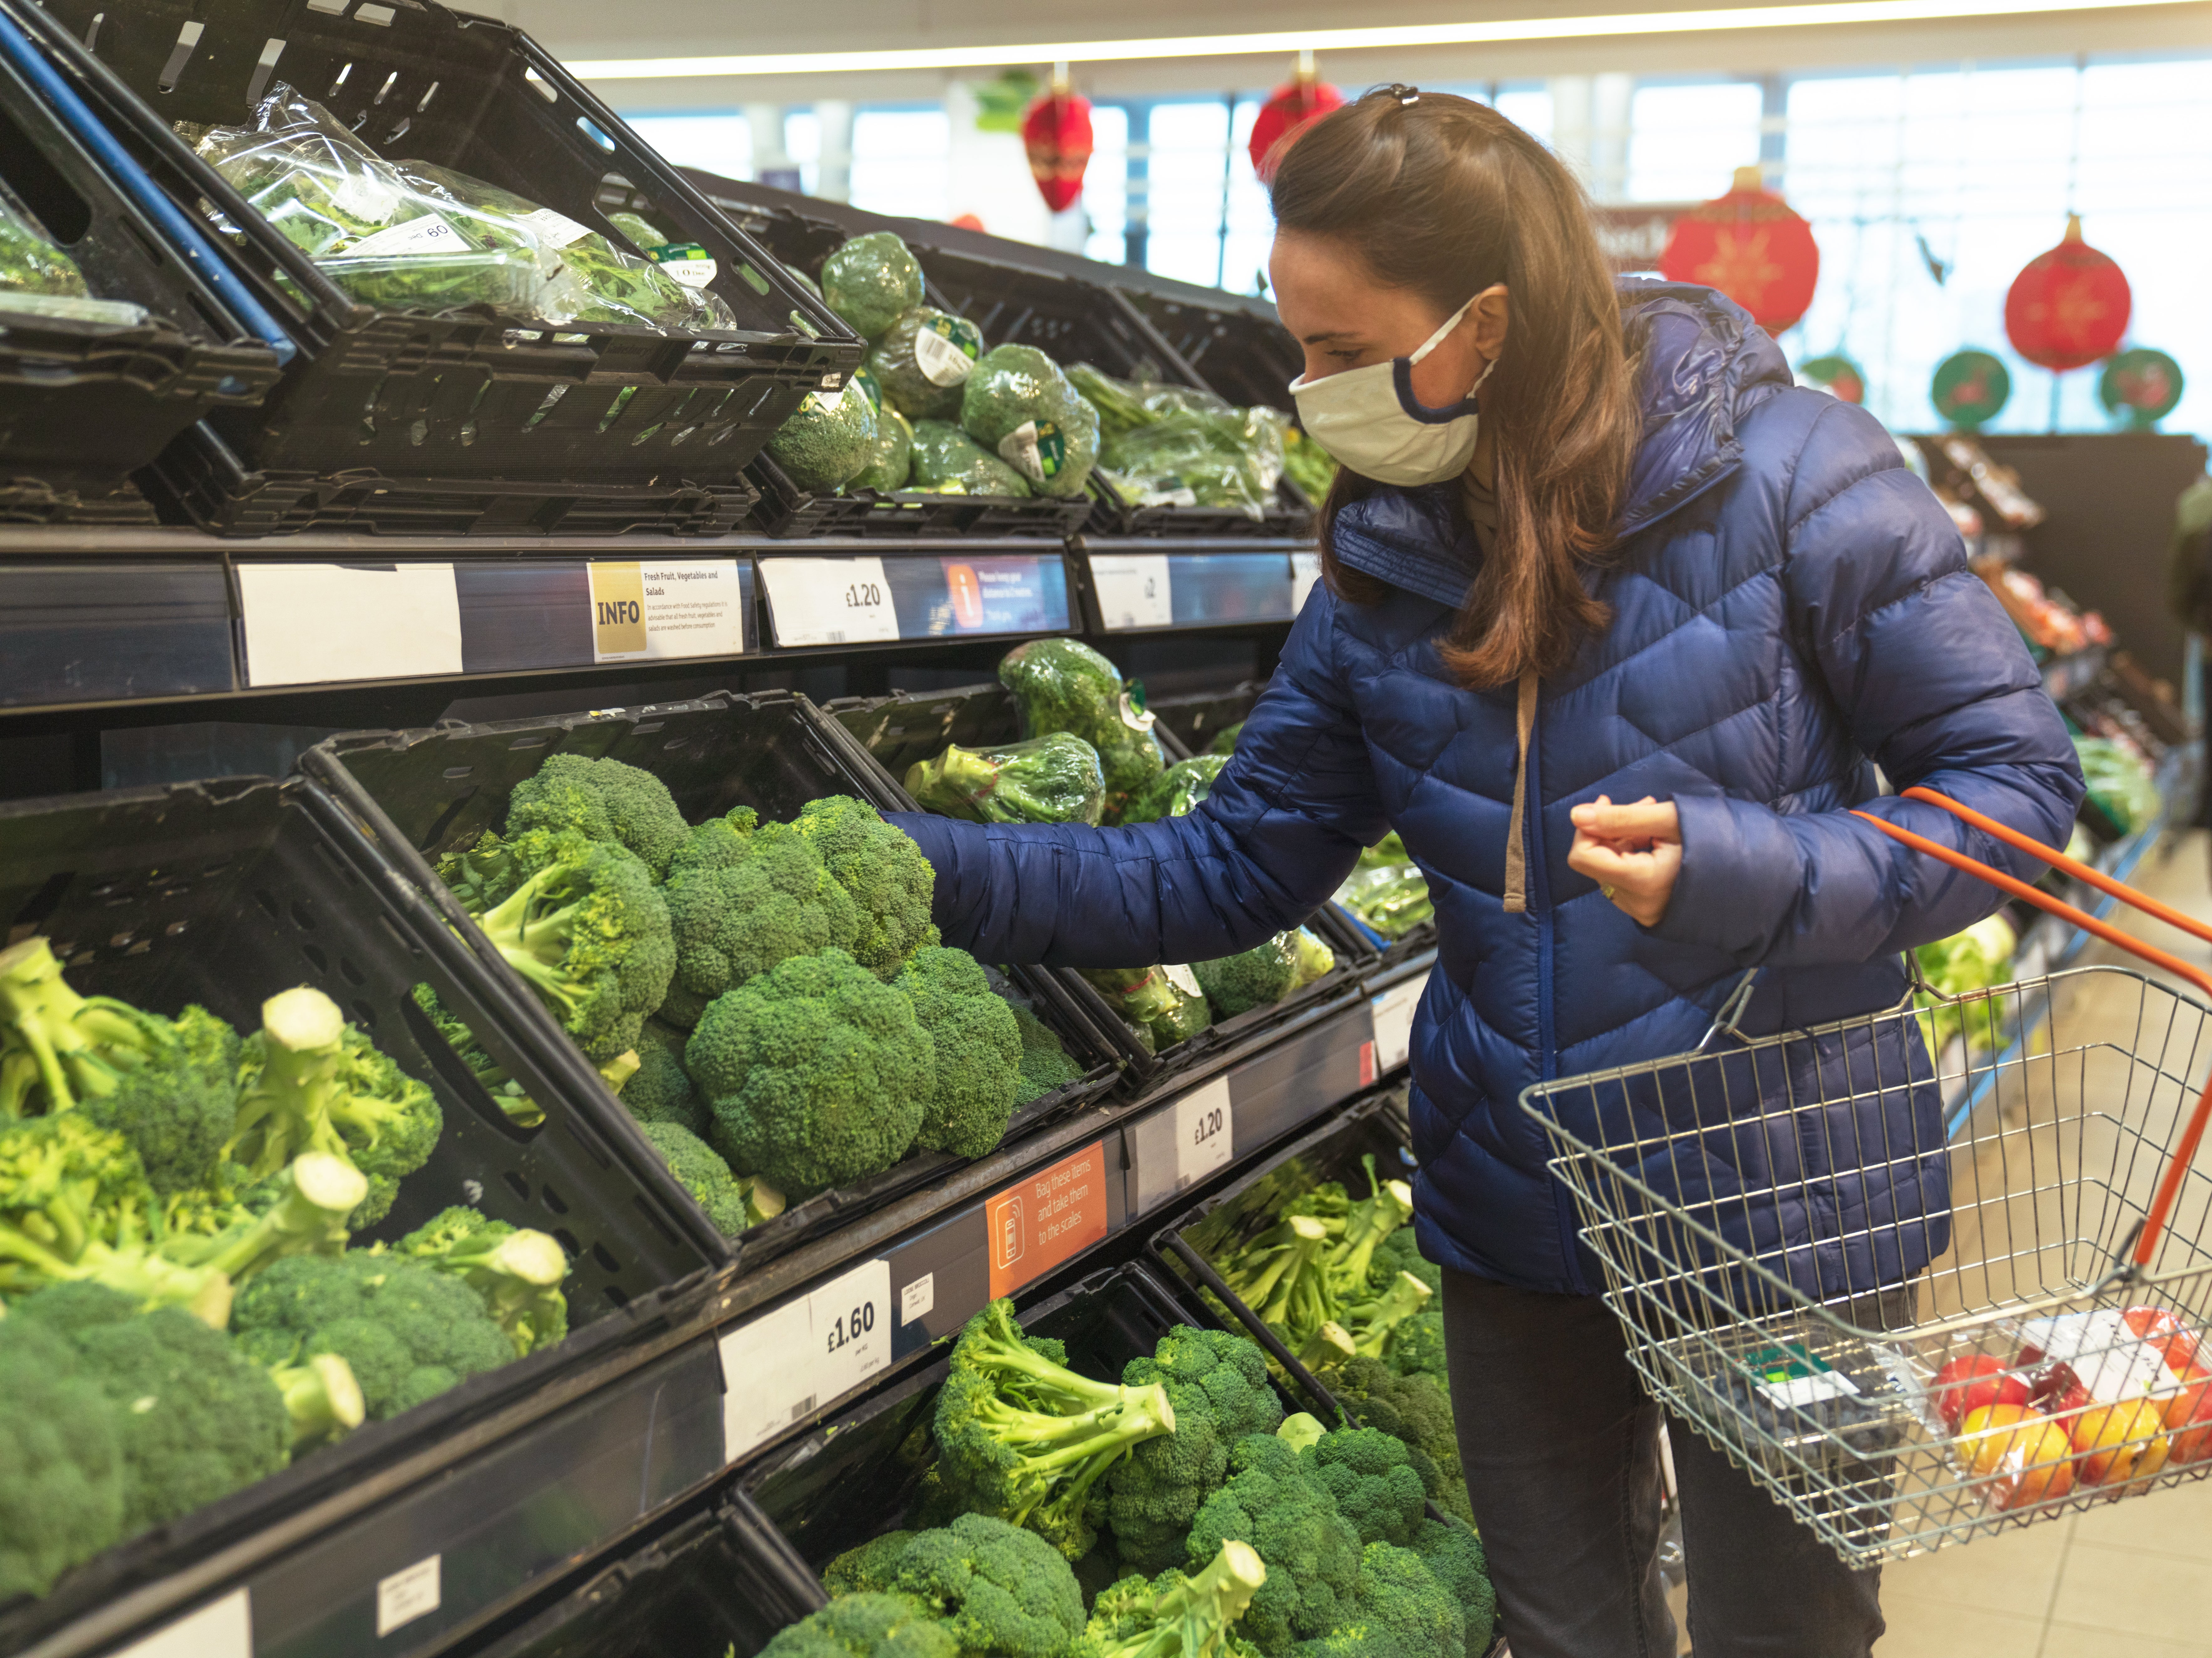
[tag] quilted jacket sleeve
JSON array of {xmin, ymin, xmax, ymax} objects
[
  {"xmin": 1656, "ymin": 398, "xmax": 2086, "ymax": 966},
  {"xmin": 890, "ymin": 588, "xmax": 1385, "ymax": 968}
]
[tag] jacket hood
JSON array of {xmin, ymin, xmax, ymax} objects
[{"xmin": 1327, "ymin": 280, "xmax": 1795, "ymax": 609}]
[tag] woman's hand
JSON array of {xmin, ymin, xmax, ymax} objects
[{"xmin": 1567, "ymin": 795, "xmax": 1682, "ymax": 927}]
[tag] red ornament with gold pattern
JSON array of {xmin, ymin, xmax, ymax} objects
[
  {"xmin": 1022, "ymin": 77, "xmax": 1094, "ymax": 213},
  {"xmin": 2005, "ymin": 215, "xmax": 2131, "ymax": 372},
  {"xmin": 1658, "ymin": 166, "xmax": 1820, "ymax": 334},
  {"xmin": 1249, "ymin": 60, "xmax": 1344, "ymax": 180}
]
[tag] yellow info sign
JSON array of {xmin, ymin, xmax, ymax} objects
[{"xmin": 587, "ymin": 561, "xmax": 745, "ymax": 663}]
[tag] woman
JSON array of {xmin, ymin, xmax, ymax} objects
[{"xmin": 893, "ymin": 88, "xmax": 2081, "ymax": 1657}]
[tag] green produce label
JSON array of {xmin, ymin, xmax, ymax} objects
[
  {"xmin": 1163, "ymin": 963, "xmax": 1203, "ymax": 999},
  {"xmin": 645, "ymin": 241, "xmax": 719, "ymax": 287},
  {"xmin": 914, "ymin": 314, "xmax": 982, "ymax": 386},
  {"xmin": 997, "ymin": 418, "xmax": 1068, "ymax": 485},
  {"xmin": 852, "ymin": 366, "xmax": 884, "ymax": 411},
  {"xmin": 1118, "ymin": 691, "xmax": 1158, "ymax": 733}
]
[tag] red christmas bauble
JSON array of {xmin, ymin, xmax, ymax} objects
[
  {"xmin": 1021, "ymin": 89, "xmax": 1094, "ymax": 213},
  {"xmin": 1249, "ymin": 76, "xmax": 1344, "ymax": 179},
  {"xmin": 1658, "ymin": 167, "xmax": 1820, "ymax": 334},
  {"xmin": 2005, "ymin": 216, "xmax": 2131, "ymax": 372}
]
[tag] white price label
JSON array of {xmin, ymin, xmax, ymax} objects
[
  {"xmin": 346, "ymin": 212, "xmax": 465, "ymax": 259},
  {"xmin": 114, "ymin": 1589, "xmax": 251, "ymax": 1658},
  {"xmin": 518, "ymin": 205, "xmax": 594, "ymax": 248},
  {"xmin": 1132, "ymin": 1075, "xmax": 1234, "ymax": 1211},
  {"xmin": 913, "ymin": 316, "xmax": 981, "ymax": 386},
  {"xmin": 760, "ymin": 556, "xmax": 900, "ymax": 647},
  {"xmin": 719, "ymin": 1258, "xmax": 893, "ymax": 1462},
  {"xmin": 1369, "ymin": 972, "xmax": 1427, "ymax": 1075},
  {"xmin": 1292, "ymin": 552, "xmax": 1321, "ymax": 616},
  {"xmin": 1090, "ymin": 553, "xmax": 1174, "ymax": 630},
  {"xmin": 1162, "ymin": 962, "xmax": 1203, "ymax": 1000},
  {"xmin": 238, "ymin": 562, "xmax": 462, "ymax": 688},
  {"xmin": 589, "ymin": 560, "xmax": 745, "ymax": 663},
  {"xmin": 376, "ymin": 1554, "xmax": 442, "ymax": 1637},
  {"xmin": 900, "ymin": 1271, "xmax": 935, "ymax": 1325}
]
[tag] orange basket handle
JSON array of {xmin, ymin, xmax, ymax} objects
[{"xmin": 1849, "ymin": 787, "xmax": 2210, "ymax": 1275}]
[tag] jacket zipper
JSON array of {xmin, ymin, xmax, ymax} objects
[{"xmin": 1520, "ymin": 706, "xmax": 1592, "ymax": 1292}]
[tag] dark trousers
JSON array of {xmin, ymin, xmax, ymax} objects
[{"xmin": 1441, "ymin": 1269, "xmax": 1885, "ymax": 1658}]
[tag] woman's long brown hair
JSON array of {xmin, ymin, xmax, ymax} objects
[{"xmin": 1270, "ymin": 90, "xmax": 1639, "ymax": 688}]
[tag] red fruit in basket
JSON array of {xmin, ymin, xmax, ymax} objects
[
  {"xmin": 2166, "ymin": 1384, "xmax": 2212, "ymax": 1465},
  {"xmin": 2123, "ymin": 1307, "xmax": 2204, "ymax": 1372},
  {"xmin": 1934, "ymin": 1356, "xmax": 2032, "ymax": 1432},
  {"xmin": 2071, "ymin": 1400, "xmax": 2170, "ymax": 1488},
  {"xmin": 2029, "ymin": 1359, "xmax": 2091, "ymax": 1420}
]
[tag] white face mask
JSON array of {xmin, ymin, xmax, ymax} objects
[{"xmin": 1288, "ymin": 296, "xmax": 1496, "ymax": 486}]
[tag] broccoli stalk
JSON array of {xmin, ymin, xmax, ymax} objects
[
  {"xmin": 1323, "ymin": 1161, "xmax": 1415, "ymax": 1304},
  {"xmin": 271, "ymin": 1351, "xmax": 367, "ymax": 1449},
  {"xmin": 392, "ymin": 1206, "xmax": 569, "ymax": 1355},
  {"xmin": 1079, "ymin": 1542, "xmax": 1268, "ymax": 1658},
  {"xmin": 1297, "ymin": 1322, "xmax": 1358, "ymax": 1372},
  {"xmin": 1222, "ymin": 1215, "xmax": 1333, "ymax": 1344},
  {"xmin": 1277, "ymin": 1413, "xmax": 1328, "ymax": 1454},
  {"xmin": 1343, "ymin": 1273, "xmax": 1434, "ymax": 1360}
]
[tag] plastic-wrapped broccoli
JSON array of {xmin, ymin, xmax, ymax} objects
[
  {"xmin": 1335, "ymin": 834, "xmax": 1434, "ymax": 939},
  {"xmin": 1081, "ymin": 964, "xmax": 1212, "ymax": 1054},
  {"xmin": 767, "ymin": 374, "xmax": 881, "ymax": 493},
  {"xmin": 1281, "ymin": 425, "xmax": 1338, "ymax": 507},
  {"xmin": 822, "ymin": 231, "xmax": 925, "ymax": 338},
  {"xmin": 1194, "ymin": 934, "xmax": 1302, "ymax": 1020},
  {"xmin": 997, "ymin": 639, "xmax": 1166, "ymax": 822},
  {"xmin": 1121, "ymin": 755, "xmax": 1227, "ymax": 826},
  {"xmin": 905, "ymin": 734, "xmax": 1106, "ymax": 827},
  {"xmin": 597, "ymin": 209, "xmax": 736, "ymax": 329},
  {"xmin": 910, "ymin": 421, "xmax": 1030, "ymax": 498},
  {"xmin": 1289, "ymin": 926, "xmax": 1336, "ymax": 989},
  {"xmin": 871, "ymin": 306, "xmax": 986, "ymax": 421},
  {"xmin": 846, "ymin": 368, "xmax": 915, "ymax": 493},
  {"xmin": 961, "ymin": 346, "xmax": 1100, "ymax": 499}
]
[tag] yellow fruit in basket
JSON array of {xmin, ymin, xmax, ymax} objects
[
  {"xmin": 2072, "ymin": 1400, "xmax": 2170, "ymax": 1488},
  {"xmin": 1961, "ymin": 1405, "xmax": 2076, "ymax": 1509},
  {"xmin": 1960, "ymin": 1404, "xmax": 2034, "ymax": 1475}
]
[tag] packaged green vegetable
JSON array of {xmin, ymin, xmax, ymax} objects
[
  {"xmin": 960, "ymin": 344, "xmax": 1101, "ymax": 499},
  {"xmin": 997, "ymin": 638, "xmax": 1167, "ymax": 820},
  {"xmin": 1122, "ymin": 754, "xmax": 1227, "ymax": 824},
  {"xmin": 1282, "ymin": 425, "xmax": 1339, "ymax": 507},
  {"xmin": 1207, "ymin": 720, "xmax": 1247, "ymax": 757},
  {"xmin": 2074, "ymin": 736, "xmax": 2160, "ymax": 836},
  {"xmin": 1065, "ymin": 361, "xmax": 1154, "ymax": 441},
  {"xmin": 869, "ymin": 305, "xmax": 985, "ymax": 421},
  {"xmin": 1289, "ymin": 926, "xmax": 1336, "ymax": 989},
  {"xmin": 596, "ymin": 208, "xmax": 733, "ymax": 326},
  {"xmin": 1082, "ymin": 963, "xmax": 1213, "ymax": 1053},
  {"xmin": 0, "ymin": 188, "xmax": 89, "ymax": 298},
  {"xmin": 910, "ymin": 419, "xmax": 1029, "ymax": 497},
  {"xmin": 1335, "ymin": 834, "xmax": 1434, "ymax": 938},
  {"xmin": 766, "ymin": 374, "xmax": 880, "ymax": 493},
  {"xmin": 1101, "ymin": 405, "xmax": 1286, "ymax": 518},
  {"xmin": 1915, "ymin": 914, "xmax": 2016, "ymax": 1056},
  {"xmin": 905, "ymin": 733, "xmax": 1106, "ymax": 826},
  {"xmin": 848, "ymin": 373, "xmax": 914, "ymax": 493},
  {"xmin": 821, "ymin": 230, "xmax": 924, "ymax": 338},
  {"xmin": 1194, "ymin": 933, "xmax": 1301, "ymax": 1019}
]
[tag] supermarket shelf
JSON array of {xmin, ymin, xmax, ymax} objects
[
  {"xmin": 2040, "ymin": 643, "xmax": 2107, "ymax": 702},
  {"xmin": 1073, "ymin": 540, "xmax": 1319, "ymax": 633}
]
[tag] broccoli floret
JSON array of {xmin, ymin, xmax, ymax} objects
[
  {"xmin": 0, "ymin": 1312, "xmax": 125, "ymax": 1600},
  {"xmin": 640, "ymin": 1120, "xmax": 783, "ymax": 1237},
  {"xmin": 770, "ymin": 374, "xmax": 883, "ymax": 493},
  {"xmin": 1299, "ymin": 1428, "xmax": 1425, "ymax": 1549},
  {"xmin": 998, "ymin": 640, "xmax": 1166, "ymax": 822},
  {"xmin": 1368, "ymin": 1227, "xmax": 1439, "ymax": 1296},
  {"xmin": 793, "ymin": 797, "xmax": 941, "ymax": 979},
  {"xmin": 1108, "ymin": 1326, "xmax": 1284, "ymax": 1575},
  {"xmin": 392, "ymin": 1206, "xmax": 569, "ymax": 1356},
  {"xmin": 1323, "ymin": 1168, "xmax": 1415, "ymax": 1306},
  {"xmin": 1410, "ymin": 1518, "xmax": 1494, "ymax": 1655},
  {"xmin": 1296, "ymin": 1324, "xmax": 1357, "ymax": 1372},
  {"xmin": 622, "ymin": 1016, "xmax": 709, "ymax": 1136},
  {"xmin": 16, "ymin": 1283, "xmax": 288, "ymax": 1535},
  {"xmin": 1078, "ymin": 1541, "xmax": 1269, "ymax": 1658},
  {"xmin": 0, "ymin": 936, "xmax": 240, "ymax": 1197},
  {"xmin": 821, "ymin": 231, "xmax": 924, "ymax": 339},
  {"xmin": 895, "ymin": 947, "xmax": 1022, "ymax": 1160},
  {"xmin": 1292, "ymin": 1542, "xmax": 1463, "ymax": 1658},
  {"xmin": 905, "ymin": 733, "xmax": 1107, "ymax": 827},
  {"xmin": 161, "ymin": 1151, "xmax": 371, "ymax": 1299},
  {"xmin": 761, "ymin": 1594, "xmax": 961, "ymax": 1658},
  {"xmin": 932, "ymin": 1299, "xmax": 1176, "ymax": 1561},
  {"xmin": 1184, "ymin": 1433, "xmax": 1363, "ymax": 1656},
  {"xmin": 1276, "ymin": 1414, "xmax": 1327, "ymax": 1454},
  {"xmin": 1121, "ymin": 757, "xmax": 1226, "ymax": 827},
  {"xmin": 1194, "ymin": 936, "xmax": 1301, "ymax": 1021},
  {"xmin": 663, "ymin": 810, "xmax": 862, "ymax": 1020},
  {"xmin": 1010, "ymin": 1002, "xmax": 1085, "ymax": 1106},
  {"xmin": 825, "ymin": 1514, "xmax": 1086, "ymax": 1658},
  {"xmin": 1340, "ymin": 1274, "xmax": 1432, "ymax": 1361},
  {"xmin": 505, "ymin": 754, "xmax": 691, "ymax": 881},
  {"xmin": 910, "ymin": 419, "xmax": 1032, "ymax": 498},
  {"xmin": 1216, "ymin": 1216, "xmax": 1333, "ymax": 1349},
  {"xmin": 433, "ymin": 828, "xmax": 521, "ymax": 912},
  {"xmin": 227, "ymin": 987, "xmax": 441, "ymax": 1227},
  {"xmin": 231, "ymin": 1251, "xmax": 517, "ymax": 1421},
  {"xmin": 1319, "ymin": 1357, "xmax": 1468, "ymax": 1526},
  {"xmin": 1386, "ymin": 1310, "xmax": 1447, "ymax": 1384},
  {"xmin": 959, "ymin": 346, "xmax": 1101, "ymax": 499},
  {"xmin": 457, "ymin": 828, "xmax": 675, "ymax": 1065},
  {"xmin": 689, "ymin": 947, "xmax": 931, "ymax": 1197}
]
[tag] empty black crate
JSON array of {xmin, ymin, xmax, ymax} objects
[
  {"xmin": 0, "ymin": 772, "xmax": 720, "ymax": 1653},
  {"xmin": 303, "ymin": 690, "xmax": 1121, "ymax": 1274},
  {"xmin": 29, "ymin": 0, "xmax": 855, "ymax": 535},
  {"xmin": 0, "ymin": 0, "xmax": 279, "ymax": 521}
]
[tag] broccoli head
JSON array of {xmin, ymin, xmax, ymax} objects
[
  {"xmin": 640, "ymin": 1119, "xmax": 783, "ymax": 1237},
  {"xmin": 231, "ymin": 1250, "xmax": 517, "ymax": 1421},
  {"xmin": 663, "ymin": 810, "xmax": 862, "ymax": 1020},
  {"xmin": 1320, "ymin": 1357, "xmax": 1468, "ymax": 1526},
  {"xmin": 769, "ymin": 375, "xmax": 882, "ymax": 493},
  {"xmin": 1410, "ymin": 1518, "xmax": 1495, "ymax": 1655},
  {"xmin": 1120, "ymin": 756, "xmax": 1226, "ymax": 827},
  {"xmin": 959, "ymin": 345, "xmax": 1101, "ymax": 500},
  {"xmin": 1216, "ymin": 1215, "xmax": 1333, "ymax": 1350},
  {"xmin": 622, "ymin": 1016, "xmax": 709, "ymax": 1136},
  {"xmin": 461, "ymin": 828, "xmax": 675, "ymax": 1064},
  {"xmin": 894, "ymin": 946, "xmax": 1022, "ymax": 1160},
  {"xmin": 932, "ymin": 1299, "xmax": 1176, "ymax": 1561},
  {"xmin": 16, "ymin": 1282, "xmax": 288, "ymax": 1536},
  {"xmin": 1079, "ymin": 1541, "xmax": 1269, "ymax": 1658},
  {"xmin": 1386, "ymin": 1309, "xmax": 1446, "ymax": 1384},
  {"xmin": 910, "ymin": 419, "xmax": 1032, "ymax": 498},
  {"xmin": 392, "ymin": 1205, "xmax": 570, "ymax": 1356},
  {"xmin": 1108, "ymin": 1326, "xmax": 1284, "ymax": 1575},
  {"xmin": 689, "ymin": 947, "xmax": 931, "ymax": 1198},
  {"xmin": 1368, "ymin": 1227, "xmax": 1440, "ymax": 1296},
  {"xmin": 227, "ymin": 987, "xmax": 441, "ymax": 1227},
  {"xmin": 821, "ymin": 231, "xmax": 925, "ymax": 339},
  {"xmin": 0, "ymin": 1312, "xmax": 125, "ymax": 1600},
  {"xmin": 1009, "ymin": 1000, "xmax": 1085, "ymax": 1106},
  {"xmin": 1340, "ymin": 1274, "xmax": 1432, "ymax": 1361},
  {"xmin": 825, "ymin": 1514, "xmax": 1086, "ymax": 1658},
  {"xmin": 1194, "ymin": 936, "xmax": 1301, "ymax": 1021},
  {"xmin": 0, "ymin": 935, "xmax": 240, "ymax": 1197},
  {"xmin": 870, "ymin": 308, "xmax": 983, "ymax": 423},
  {"xmin": 1184, "ymin": 1432, "xmax": 1362, "ymax": 1657},
  {"xmin": 760, "ymin": 1594, "xmax": 960, "ymax": 1658},
  {"xmin": 905, "ymin": 733, "xmax": 1107, "ymax": 828},
  {"xmin": 1299, "ymin": 1428, "xmax": 1425, "ymax": 1549},
  {"xmin": 793, "ymin": 797, "xmax": 941, "ymax": 979},
  {"xmin": 1323, "ymin": 1169, "xmax": 1416, "ymax": 1306},
  {"xmin": 1291, "ymin": 1542, "xmax": 1464, "ymax": 1658},
  {"xmin": 998, "ymin": 640, "xmax": 1167, "ymax": 821},
  {"xmin": 504, "ymin": 753, "xmax": 691, "ymax": 881}
]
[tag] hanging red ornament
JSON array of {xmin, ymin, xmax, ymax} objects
[
  {"xmin": 1249, "ymin": 67, "xmax": 1344, "ymax": 180},
  {"xmin": 1021, "ymin": 80, "xmax": 1093, "ymax": 213},
  {"xmin": 2004, "ymin": 215, "xmax": 2131, "ymax": 372},
  {"xmin": 1658, "ymin": 166, "xmax": 1820, "ymax": 334}
]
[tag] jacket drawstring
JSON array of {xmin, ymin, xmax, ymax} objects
[{"xmin": 1502, "ymin": 671, "xmax": 1539, "ymax": 914}]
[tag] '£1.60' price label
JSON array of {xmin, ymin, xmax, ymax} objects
[{"xmin": 719, "ymin": 1257, "xmax": 892, "ymax": 1461}]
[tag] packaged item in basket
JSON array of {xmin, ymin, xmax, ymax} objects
[
  {"xmin": 1709, "ymin": 1325, "xmax": 1908, "ymax": 1463},
  {"xmin": 904, "ymin": 732, "xmax": 1106, "ymax": 826},
  {"xmin": 1080, "ymin": 963, "xmax": 1213, "ymax": 1053}
]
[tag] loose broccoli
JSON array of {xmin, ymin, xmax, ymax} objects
[
  {"xmin": 1323, "ymin": 1168, "xmax": 1416, "ymax": 1307},
  {"xmin": 793, "ymin": 797, "xmax": 941, "ymax": 979},
  {"xmin": 1194, "ymin": 936, "xmax": 1301, "ymax": 1021},
  {"xmin": 821, "ymin": 231, "xmax": 925, "ymax": 339},
  {"xmin": 160, "ymin": 1152, "xmax": 371, "ymax": 1304},
  {"xmin": 689, "ymin": 947, "xmax": 931, "ymax": 1198},
  {"xmin": 759, "ymin": 1594, "xmax": 960, "ymax": 1658},
  {"xmin": 905, "ymin": 733, "xmax": 1107, "ymax": 827},
  {"xmin": 1297, "ymin": 1324, "xmax": 1358, "ymax": 1372},
  {"xmin": 622, "ymin": 1016, "xmax": 710, "ymax": 1136},
  {"xmin": 663, "ymin": 809, "xmax": 863, "ymax": 1025},
  {"xmin": 15, "ymin": 1283, "xmax": 288, "ymax": 1535},
  {"xmin": 1010, "ymin": 1001, "xmax": 1085, "ymax": 1106},
  {"xmin": 1183, "ymin": 1433, "xmax": 1362, "ymax": 1656},
  {"xmin": 226, "ymin": 987, "xmax": 441, "ymax": 1227},
  {"xmin": 640, "ymin": 1120, "xmax": 783, "ymax": 1237},
  {"xmin": 454, "ymin": 828, "xmax": 675, "ymax": 1065},
  {"xmin": 1299, "ymin": 1428, "xmax": 1425, "ymax": 1548},
  {"xmin": 1276, "ymin": 1414, "xmax": 1327, "ymax": 1454},
  {"xmin": 271, "ymin": 1351, "xmax": 367, "ymax": 1450},
  {"xmin": 1121, "ymin": 757, "xmax": 1226, "ymax": 827},
  {"xmin": 0, "ymin": 936, "xmax": 240, "ymax": 1197},
  {"xmin": 871, "ymin": 307, "xmax": 984, "ymax": 422},
  {"xmin": 910, "ymin": 419, "xmax": 1032, "ymax": 498},
  {"xmin": 770, "ymin": 375, "xmax": 882, "ymax": 493},
  {"xmin": 1409, "ymin": 1518, "xmax": 1495, "ymax": 1655},
  {"xmin": 932, "ymin": 1298, "xmax": 1176, "ymax": 1561},
  {"xmin": 392, "ymin": 1205, "xmax": 569, "ymax": 1356},
  {"xmin": 1079, "ymin": 1541, "xmax": 1268, "ymax": 1658},
  {"xmin": 1340, "ymin": 1274, "xmax": 1432, "ymax": 1361},
  {"xmin": 505, "ymin": 754, "xmax": 691, "ymax": 881},
  {"xmin": 1317, "ymin": 1357, "xmax": 1468, "ymax": 1526},
  {"xmin": 231, "ymin": 1250, "xmax": 517, "ymax": 1421},
  {"xmin": 895, "ymin": 947, "xmax": 1022, "ymax": 1160},
  {"xmin": 1291, "ymin": 1541, "xmax": 1464, "ymax": 1658},
  {"xmin": 1217, "ymin": 1216, "xmax": 1333, "ymax": 1349},
  {"xmin": 824, "ymin": 1514, "xmax": 1086, "ymax": 1658},
  {"xmin": 1367, "ymin": 1227, "xmax": 1439, "ymax": 1296},
  {"xmin": 1108, "ymin": 1326, "xmax": 1284, "ymax": 1575},
  {"xmin": 0, "ymin": 1312, "xmax": 125, "ymax": 1600},
  {"xmin": 998, "ymin": 640, "xmax": 1166, "ymax": 822},
  {"xmin": 959, "ymin": 346, "xmax": 1101, "ymax": 499},
  {"xmin": 1385, "ymin": 1310, "xmax": 1446, "ymax": 1384},
  {"xmin": 1286, "ymin": 930, "xmax": 1336, "ymax": 991}
]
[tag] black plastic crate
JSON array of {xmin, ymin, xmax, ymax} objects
[
  {"xmin": 0, "ymin": 771, "xmax": 722, "ymax": 1654},
  {"xmin": 25, "ymin": 0, "xmax": 856, "ymax": 536},
  {"xmin": 0, "ymin": 0, "xmax": 280, "ymax": 519},
  {"xmin": 1090, "ymin": 468, "xmax": 1314, "ymax": 540},
  {"xmin": 748, "ymin": 448, "xmax": 1095, "ymax": 542},
  {"xmin": 301, "ymin": 690, "xmax": 1123, "ymax": 1275},
  {"xmin": 1112, "ymin": 278, "xmax": 1301, "ymax": 417}
]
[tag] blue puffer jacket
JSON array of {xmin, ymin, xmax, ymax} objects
[{"xmin": 896, "ymin": 281, "xmax": 2084, "ymax": 1297}]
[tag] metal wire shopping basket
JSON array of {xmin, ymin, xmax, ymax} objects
[{"xmin": 1519, "ymin": 787, "xmax": 2212, "ymax": 1565}]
